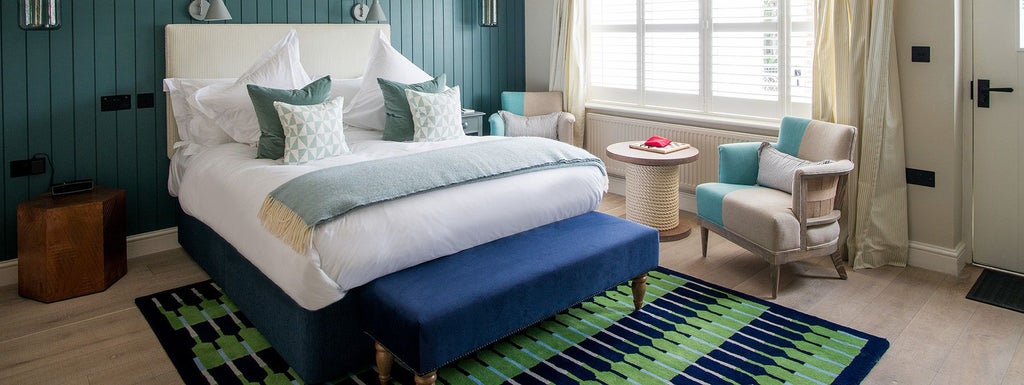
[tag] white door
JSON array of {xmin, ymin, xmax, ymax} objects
[{"xmin": 973, "ymin": 0, "xmax": 1024, "ymax": 272}]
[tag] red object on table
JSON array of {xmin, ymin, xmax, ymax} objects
[{"xmin": 644, "ymin": 135, "xmax": 672, "ymax": 147}]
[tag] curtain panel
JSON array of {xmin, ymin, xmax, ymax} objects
[
  {"xmin": 812, "ymin": 0, "xmax": 909, "ymax": 268},
  {"xmin": 549, "ymin": 0, "xmax": 587, "ymax": 147}
]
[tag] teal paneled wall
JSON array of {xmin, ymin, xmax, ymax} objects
[{"xmin": 0, "ymin": 0, "xmax": 525, "ymax": 261}]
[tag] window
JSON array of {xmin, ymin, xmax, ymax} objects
[{"xmin": 588, "ymin": 0, "xmax": 814, "ymax": 121}]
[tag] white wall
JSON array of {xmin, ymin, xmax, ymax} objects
[{"xmin": 524, "ymin": 0, "xmax": 554, "ymax": 91}]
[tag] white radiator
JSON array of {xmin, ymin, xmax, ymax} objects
[{"xmin": 585, "ymin": 113, "xmax": 775, "ymax": 192}]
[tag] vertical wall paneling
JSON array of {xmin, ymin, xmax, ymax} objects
[
  {"xmin": 3, "ymin": 0, "xmax": 29, "ymax": 258},
  {"xmin": 153, "ymin": 1, "xmax": 174, "ymax": 229},
  {"xmin": 135, "ymin": 0, "xmax": 157, "ymax": 234},
  {"xmin": 0, "ymin": 1, "xmax": 8, "ymax": 255},
  {"xmin": 0, "ymin": 0, "xmax": 525, "ymax": 260}
]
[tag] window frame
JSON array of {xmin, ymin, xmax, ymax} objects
[{"xmin": 586, "ymin": 0, "xmax": 813, "ymax": 127}]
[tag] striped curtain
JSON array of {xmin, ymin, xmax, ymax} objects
[
  {"xmin": 549, "ymin": 0, "xmax": 587, "ymax": 147},
  {"xmin": 812, "ymin": 0, "xmax": 909, "ymax": 268}
]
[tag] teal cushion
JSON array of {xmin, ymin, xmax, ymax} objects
[
  {"xmin": 500, "ymin": 92, "xmax": 525, "ymax": 115},
  {"xmin": 696, "ymin": 183, "xmax": 756, "ymax": 227},
  {"xmin": 717, "ymin": 142, "xmax": 763, "ymax": 185},
  {"xmin": 776, "ymin": 116, "xmax": 811, "ymax": 156},
  {"xmin": 249, "ymin": 76, "xmax": 332, "ymax": 160},
  {"xmin": 379, "ymin": 74, "xmax": 447, "ymax": 142}
]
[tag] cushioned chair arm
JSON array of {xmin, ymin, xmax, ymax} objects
[
  {"xmin": 718, "ymin": 142, "xmax": 764, "ymax": 185},
  {"xmin": 488, "ymin": 113, "xmax": 505, "ymax": 136},
  {"xmin": 556, "ymin": 112, "xmax": 576, "ymax": 145},
  {"xmin": 797, "ymin": 159, "xmax": 854, "ymax": 177}
]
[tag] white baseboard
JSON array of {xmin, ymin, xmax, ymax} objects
[
  {"xmin": 0, "ymin": 227, "xmax": 181, "ymax": 288},
  {"xmin": 907, "ymin": 241, "xmax": 968, "ymax": 276},
  {"xmin": 609, "ymin": 174, "xmax": 967, "ymax": 276}
]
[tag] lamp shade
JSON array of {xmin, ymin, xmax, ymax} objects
[
  {"xmin": 204, "ymin": 0, "xmax": 232, "ymax": 21},
  {"xmin": 366, "ymin": 0, "xmax": 387, "ymax": 22}
]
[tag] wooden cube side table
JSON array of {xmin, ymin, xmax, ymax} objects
[{"xmin": 17, "ymin": 186, "xmax": 127, "ymax": 302}]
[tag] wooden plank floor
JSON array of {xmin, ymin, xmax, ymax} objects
[{"xmin": 1, "ymin": 193, "xmax": 1022, "ymax": 384}]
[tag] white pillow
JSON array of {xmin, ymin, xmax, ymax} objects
[
  {"xmin": 189, "ymin": 29, "xmax": 312, "ymax": 145},
  {"xmin": 407, "ymin": 86, "xmax": 466, "ymax": 142},
  {"xmin": 330, "ymin": 76, "xmax": 363, "ymax": 101},
  {"xmin": 344, "ymin": 31, "xmax": 431, "ymax": 130},
  {"xmin": 275, "ymin": 97, "xmax": 351, "ymax": 165},
  {"xmin": 163, "ymin": 78, "xmax": 235, "ymax": 151}
]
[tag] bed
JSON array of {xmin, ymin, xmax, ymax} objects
[{"xmin": 165, "ymin": 24, "xmax": 610, "ymax": 382}]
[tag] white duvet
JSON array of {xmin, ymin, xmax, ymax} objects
[{"xmin": 176, "ymin": 128, "xmax": 607, "ymax": 310}]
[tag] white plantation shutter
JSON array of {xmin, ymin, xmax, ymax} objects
[{"xmin": 587, "ymin": 0, "xmax": 813, "ymax": 122}]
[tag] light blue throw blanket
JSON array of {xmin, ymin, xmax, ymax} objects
[{"xmin": 258, "ymin": 137, "xmax": 606, "ymax": 253}]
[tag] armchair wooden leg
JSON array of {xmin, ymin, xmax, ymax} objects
[
  {"xmin": 414, "ymin": 372, "xmax": 437, "ymax": 385},
  {"xmin": 700, "ymin": 227, "xmax": 709, "ymax": 258},
  {"xmin": 375, "ymin": 342, "xmax": 393, "ymax": 385},
  {"xmin": 830, "ymin": 250, "xmax": 848, "ymax": 280},
  {"xmin": 769, "ymin": 264, "xmax": 780, "ymax": 299},
  {"xmin": 631, "ymin": 273, "xmax": 648, "ymax": 311}
]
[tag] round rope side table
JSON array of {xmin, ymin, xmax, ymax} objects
[{"xmin": 606, "ymin": 141, "xmax": 700, "ymax": 242}]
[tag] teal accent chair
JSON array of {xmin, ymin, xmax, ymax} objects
[
  {"xmin": 488, "ymin": 91, "xmax": 575, "ymax": 144},
  {"xmin": 695, "ymin": 117, "xmax": 857, "ymax": 298}
]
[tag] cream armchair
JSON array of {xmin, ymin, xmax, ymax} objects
[
  {"xmin": 695, "ymin": 117, "xmax": 856, "ymax": 298},
  {"xmin": 488, "ymin": 91, "xmax": 574, "ymax": 144}
]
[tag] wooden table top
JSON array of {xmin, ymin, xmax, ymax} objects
[{"xmin": 605, "ymin": 141, "xmax": 700, "ymax": 167}]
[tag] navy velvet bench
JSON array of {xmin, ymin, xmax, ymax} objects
[{"xmin": 356, "ymin": 211, "xmax": 660, "ymax": 385}]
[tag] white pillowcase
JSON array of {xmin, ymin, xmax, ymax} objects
[
  {"xmin": 330, "ymin": 76, "xmax": 363, "ymax": 101},
  {"xmin": 189, "ymin": 29, "xmax": 312, "ymax": 145},
  {"xmin": 344, "ymin": 31, "xmax": 432, "ymax": 130},
  {"xmin": 163, "ymin": 78, "xmax": 235, "ymax": 153}
]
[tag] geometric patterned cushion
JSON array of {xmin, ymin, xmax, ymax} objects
[
  {"xmin": 406, "ymin": 86, "xmax": 465, "ymax": 142},
  {"xmin": 273, "ymin": 96, "xmax": 351, "ymax": 165}
]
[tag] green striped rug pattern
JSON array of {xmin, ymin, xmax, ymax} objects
[{"xmin": 136, "ymin": 267, "xmax": 888, "ymax": 384}]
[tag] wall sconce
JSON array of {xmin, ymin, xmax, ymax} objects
[
  {"xmin": 189, "ymin": 0, "xmax": 232, "ymax": 22},
  {"xmin": 19, "ymin": 0, "xmax": 60, "ymax": 30},
  {"xmin": 352, "ymin": 0, "xmax": 387, "ymax": 22},
  {"xmin": 481, "ymin": 0, "xmax": 498, "ymax": 27}
]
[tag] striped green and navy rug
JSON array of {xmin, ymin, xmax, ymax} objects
[{"xmin": 136, "ymin": 267, "xmax": 888, "ymax": 384}]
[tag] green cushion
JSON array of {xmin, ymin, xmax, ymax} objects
[
  {"xmin": 379, "ymin": 74, "xmax": 447, "ymax": 142},
  {"xmin": 249, "ymin": 76, "xmax": 332, "ymax": 160}
]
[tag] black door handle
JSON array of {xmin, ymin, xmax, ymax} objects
[{"xmin": 978, "ymin": 79, "xmax": 1014, "ymax": 108}]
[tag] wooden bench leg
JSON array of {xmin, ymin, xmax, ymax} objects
[
  {"xmin": 414, "ymin": 371, "xmax": 437, "ymax": 385},
  {"xmin": 375, "ymin": 342, "xmax": 393, "ymax": 385},
  {"xmin": 631, "ymin": 273, "xmax": 648, "ymax": 311}
]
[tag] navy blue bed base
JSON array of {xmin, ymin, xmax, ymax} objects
[
  {"xmin": 178, "ymin": 206, "xmax": 659, "ymax": 383},
  {"xmin": 177, "ymin": 207, "xmax": 372, "ymax": 383}
]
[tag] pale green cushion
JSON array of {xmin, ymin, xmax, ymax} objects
[
  {"xmin": 249, "ymin": 76, "xmax": 332, "ymax": 160},
  {"xmin": 379, "ymin": 74, "xmax": 447, "ymax": 142},
  {"xmin": 406, "ymin": 86, "xmax": 465, "ymax": 142},
  {"xmin": 274, "ymin": 97, "xmax": 351, "ymax": 165}
]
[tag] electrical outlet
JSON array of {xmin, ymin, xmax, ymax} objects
[
  {"xmin": 101, "ymin": 95, "xmax": 132, "ymax": 111},
  {"xmin": 10, "ymin": 158, "xmax": 46, "ymax": 178},
  {"xmin": 906, "ymin": 168, "xmax": 935, "ymax": 187}
]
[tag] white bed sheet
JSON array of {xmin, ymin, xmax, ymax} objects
[{"xmin": 176, "ymin": 129, "xmax": 607, "ymax": 310}]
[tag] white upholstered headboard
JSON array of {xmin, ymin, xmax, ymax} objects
[{"xmin": 164, "ymin": 23, "xmax": 390, "ymax": 158}]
